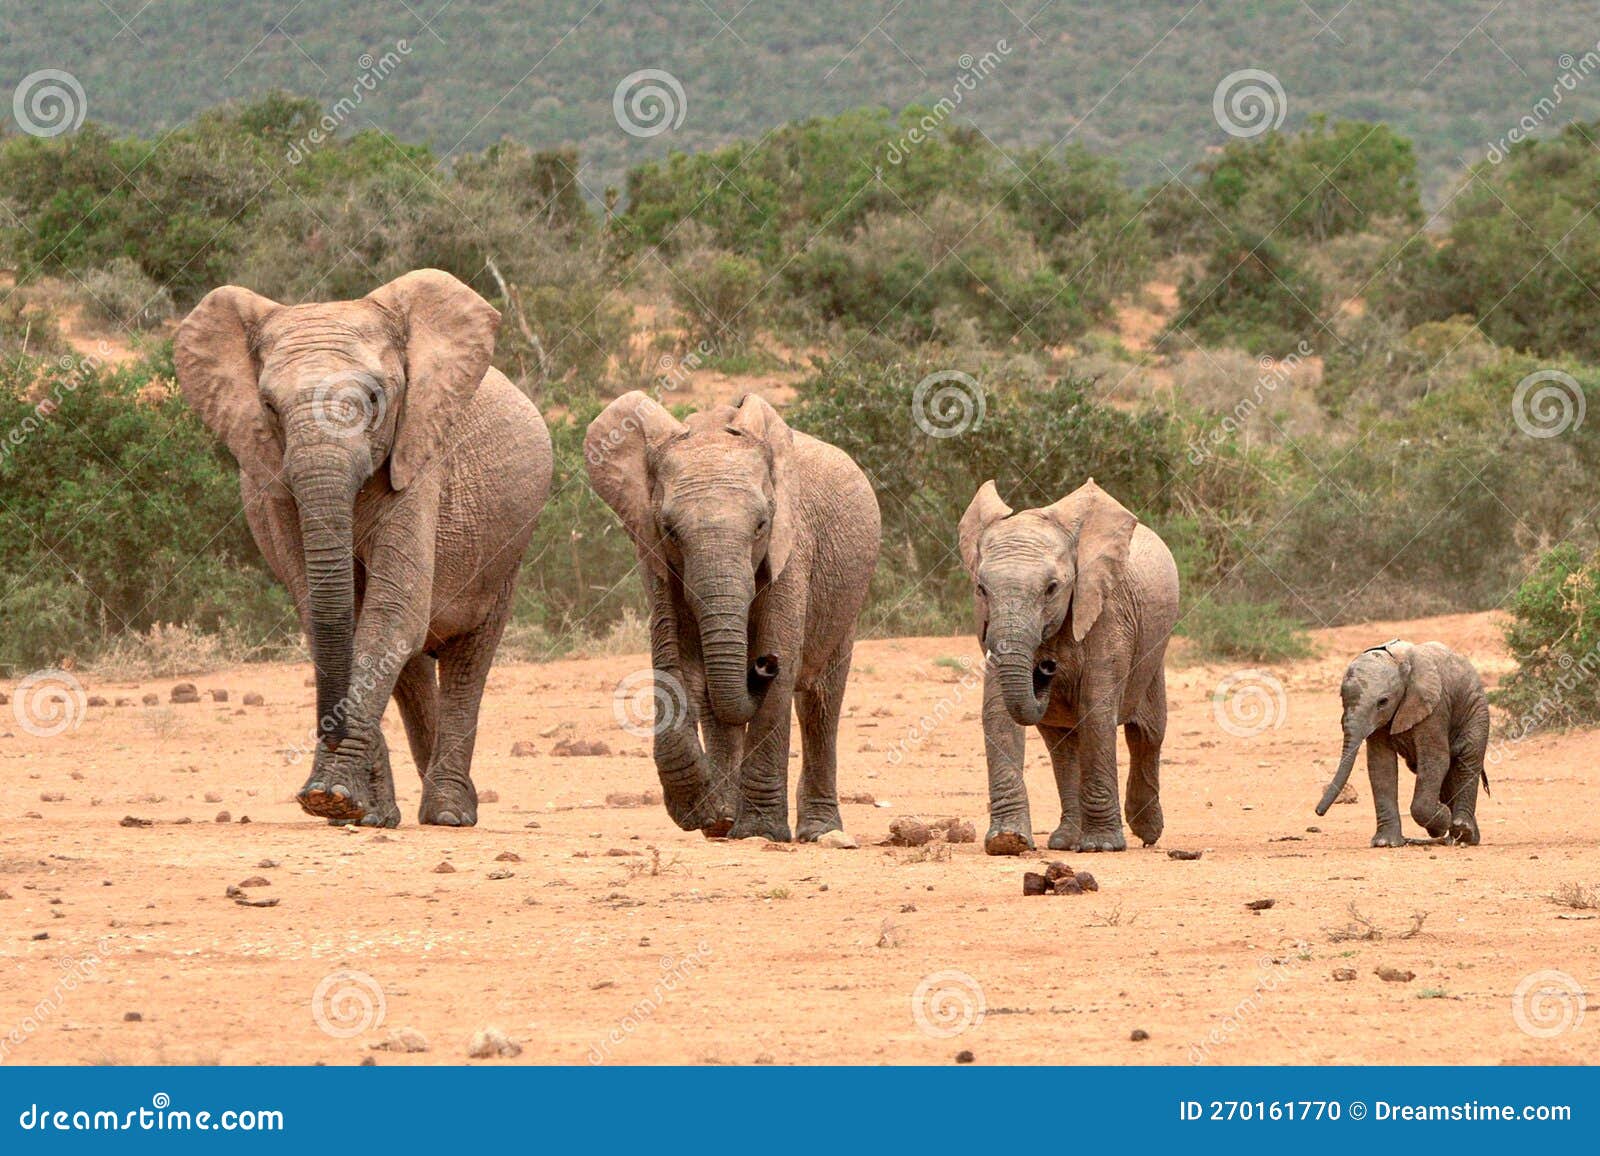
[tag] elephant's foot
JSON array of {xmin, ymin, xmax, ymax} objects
[
  {"xmin": 662, "ymin": 784, "xmax": 736, "ymax": 837},
  {"xmin": 325, "ymin": 805, "xmax": 400, "ymax": 829},
  {"xmin": 1072, "ymin": 825, "xmax": 1127, "ymax": 853},
  {"xmin": 419, "ymin": 777, "xmax": 477, "ymax": 827},
  {"xmin": 727, "ymin": 811, "xmax": 792, "ymax": 842},
  {"xmin": 1047, "ymin": 823, "xmax": 1081, "ymax": 852},
  {"xmin": 984, "ymin": 821, "xmax": 1035, "ymax": 856},
  {"xmin": 795, "ymin": 802, "xmax": 843, "ymax": 843},
  {"xmin": 1127, "ymin": 802, "xmax": 1163, "ymax": 847},
  {"xmin": 298, "ymin": 764, "xmax": 370, "ymax": 824},
  {"xmin": 1370, "ymin": 825, "xmax": 1406, "ymax": 848},
  {"xmin": 1449, "ymin": 814, "xmax": 1481, "ymax": 846}
]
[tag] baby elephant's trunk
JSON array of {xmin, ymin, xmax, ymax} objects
[{"xmin": 1315, "ymin": 729, "xmax": 1367, "ymax": 816}]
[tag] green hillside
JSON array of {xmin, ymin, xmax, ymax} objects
[{"xmin": 3, "ymin": 0, "xmax": 1597, "ymax": 199}]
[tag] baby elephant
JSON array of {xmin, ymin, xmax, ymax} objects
[{"xmin": 1315, "ymin": 640, "xmax": 1490, "ymax": 846}]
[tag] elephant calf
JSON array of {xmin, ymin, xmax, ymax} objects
[
  {"xmin": 585, "ymin": 391, "xmax": 880, "ymax": 842},
  {"xmin": 1316, "ymin": 640, "xmax": 1490, "ymax": 846},
  {"xmin": 176, "ymin": 269, "xmax": 552, "ymax": 827},
  {"xmin": 959, "ymin": 478, "xmax": 1179, "ymax": 854}
]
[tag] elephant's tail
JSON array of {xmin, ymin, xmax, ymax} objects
[{"xmin": 1480, "ymin": 764, "xmax": 1491, "ymax": 797}]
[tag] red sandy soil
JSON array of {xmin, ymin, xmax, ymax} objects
[{"xmin": 2, "ymin": 611, "xmax": 1596, "ymax": 1065}]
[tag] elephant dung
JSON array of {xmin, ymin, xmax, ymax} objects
[
  {"xmin": 550, "ymin": 737, "xmax": 610, "ymax": 757},
  {"xmin": 140, "ymin": 693, "xmax": 160, "ymax": 706},
  {"xmin": 467, "ymin": 1027, "xmax": 522, "ymax": 1059},
  {"xmin": 1023, "ymin": 872, "xmax": 1050, "ymax": 896},
  {"xmin": 87, "ymin": 695, "xmax": 108, "ymax": 707},
  {"xmin": 1044, "ymin": 860, "xmax": 1076, "ymax": 882},
  {"xmin": 510, "ymin": 741, "xmax": 539, "ymax": 757},
  {"xmin": 1074, "ymin": 871, "xmax": 1099, "ymax": 892},
  {"xmin": 115, "ymin": 697, "xmax": 133, "ymax": 707},
  {"xmin": 242, "ymin": 692, "xmax": 264, "ymax": 706},
  {"xmin": 1374, "ymin": 966, "xmax": 1415, "ymax": 983},
  {"xmin": 1332, "ymin": 968, "xmax": 1358, "ymax": 982},
  {"xmin": 170, "ymin": 683, "xmax": 200, "ymax": 704},
  {"xmin": 209, "ymin": 689, "xmax": 229, "ymax": 702},
  {"xmin": 888, "ymin": 817, "xmax": 932, "ymax": 847},
  {"xmin": 1168, "ymin": 849, "xmax": 1203, "ymax": 860},
  {"xmin": 371, "ymin": 1028, "xmax": 429, "ymax": 1054},
  {"xmin": 941, "ymin": 817, "xmax": 977, "ymax": 844},
  {"xmin": 1332, "ymin": 783, "xmax": 1359, "ymax": 805},
  {"xmin": 1052, "ymin": 875, "xmax": 1083, "ymax": 895}
]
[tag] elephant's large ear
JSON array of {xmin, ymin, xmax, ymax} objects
[
  {"xmin": 958, "ymin": 480, "xmax": 1013, "ymax": 576},
  {"xmin": 174, "ymin": 285, "xmax": 282, "ymax": 489},
  {"xmin": 729, "ymin": 394, "xmax": 795, "ymax": 579},
  {"xmin": 1044, "ymin": 478, "xmax": 1138, "ymax": 643},
  {"xmin": 367, "ymin": 269, "xmax": 500, "ymax": 491},
  {"xmin": 585, "ymin": 391, "xmax": 685, "ymax": 577},
  {"xmin": 1390, "ymin": 641, "xmax": 1443, "ymax": 733}
]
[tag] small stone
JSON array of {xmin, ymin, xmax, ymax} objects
[
  {"xmin": 1375, "ymin": 966, "xmax": 1415, "ymax": 983},
  {"xmin": 1245, "ymin": 898, "xmax": 1275, "ymax": 910},
  {"xmin": 1168, "ymin": 849, "xmax": 1203, "ymax": 860},
  {"xmin": 32, "ymin": 932, "xmax": 49, "ymax": 941},
  {"xmin": 888, "ymin": 817, "xmax": 931, "ymax": 847},
  {"xmin": 487, "ymin": 869, "xmax": 515, "ymax": 880},
  {"xmin": 1023, "ymin": 872, "xmax": 1050, "ymax": 896},
  {"xmin": 816, "ymin": 830, "xmax": 858, "ymax": 849},
  {"xmin": 467, "ymin": 1027, "xmax": 522, "ymax": 1059},
  {"xmin": 141, "ymin": 693, "xmax": 159, "ymax": 706},
  {"xmin": 123, "ymin": 1011, "xmax": 142, "ymax": 1022},
  {"xmin": 510, "ymin": 741, "xmax": 539, "ymax": 757},
  {"xmin": 39, "ymin": 792, "xmax": 65, "ymax": 803},
  {"xmin": 170, "ymin": 683, "xmax": 200, "ymax": 704},
  {"xmin": 257, "ymin": 859, "xmax": 279, "ymax": 868},
  {"xmin": 433, "ymin": 861, "xmax": 456, "ymax": 874},
  {"xmin": 550, "ymin": 737, "xmax": 610, "ymax": 757},
  {"xmin": 494, "ymin": 851, "xmax": 522, "ymax": 862},
  {"xmin": 214, "ymin": 810, "xmax": 231, "ymax": 823},
  {"xmin": 478, "ymin": 789, "xmax": 499, "ymax": 804},
  {"xmin": 1305, "ymin": 826, "xmax": 1321, "ymax": 833},
  {"xmin": 359, "ymin": 1055, "xmax": 376, "ymax": 1067},
  {"xmin": 1332, "ymin": 968, "xmax": 1358, "ymax": 982},
  {"xmin": 204, "ymin": 791, "xmax": 222, "ymax": 803},
  {"xmin": 955, "ymin": 1050, "xmax": 975, "ymax": 1064},
  {"xmin": 839, "ymin": 792, "xmax": 876, "ymax": 805},
  {"xmin": 87, "ymin": 695, "xmax": 108, "ymax": 707},
  {"xmin": 115, "ymin": 697, "xmax": 133, "ymax": 707},
  {"xmin": 372, "ymin": 1027, "xmax": 429, "ymax": 1053},
  {"xmin": 1130, "ymin": 1029, "xmax": 1150, "ymax": 1041},
  {"xmin": 236, "ymin": 876, "xmax": 270, "ymax": 888},
  {"xmin": 209, "ymin": 689, "xmax": 229, "ymax": 702},
  {"xmin": 119, "ymin": 815, "xmax": 152, "ymax": 828},
  {"xmin": 237, "ymin": 815, "xmax": 251, "ymax": 824},
  {"xmin": 604, "ymin": 790, "xmax": 662, "ymax": 807}
]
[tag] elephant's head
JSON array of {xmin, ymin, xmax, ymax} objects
[
  {"xmin": 585, "ymin": 391, "xmax": 794, "ymax": 726},
  {"xmin": 174, "ymin": 269, "xmax": 500, "ymax": 749},
  {"xmin": 958, "ymin": 478, "xmax": 1138, "ymax": 726},
  {"xmin": 1315, "ymin": 640, "xmax": 1441, "ymax": 814}
]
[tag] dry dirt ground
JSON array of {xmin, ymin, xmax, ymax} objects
[{"xmin": 2, "ymin": 611, "xmax": 1596, "ymax": 1066}]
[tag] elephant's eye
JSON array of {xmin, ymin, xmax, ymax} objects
[
  {"xmin": 1044, "ymin": 580, "xmax": 1060, "ymax": 597},
  {"xmin": 976, "ymin": 584, "xmax": 988, "ymax": 599},
  {"xmin": 756, "ymin": 517, "xmax": 770, "ymax": 534}
]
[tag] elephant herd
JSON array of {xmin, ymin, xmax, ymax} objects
[{"xmin": 172, "ymin": 270, "xmax": 1492, "ymax": 852}]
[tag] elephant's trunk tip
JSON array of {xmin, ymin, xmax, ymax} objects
[{"xmin": 750, "ymin": 653, "xmax": 780, "ymax": 689}]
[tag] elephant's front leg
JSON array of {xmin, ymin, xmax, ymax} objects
[
  {"xmin": 1408, "ymin": 723, "xmax": 1453, "ymax": 840},
  {"xmin": 1039, "ymin": 724, "xmax": 1081, "ymax": 851},
  {"xmin": 1074, "ymin": 697, "xmax": 1125, "ymax": 852},
  {"xmin": 648, "ymin": 584, "xmax": 736, "ymax": 834},
  {"xmin": 982, "ymin": 666, "xmax": 1034, "ymax": 855},
  {"xmin": 1366, "ymin": 736, "xmax": 1404, "ymax": 847},
  {"xmin": 299, "ymin": 632, "xmax": 412, "ymax": 828},
  {"xmin": 726, "ymin": 679, "xmax": 794, "ymax": 842}
]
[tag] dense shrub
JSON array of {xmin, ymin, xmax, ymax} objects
[
  {"xmin": 1165, "ymin": 234, "xmax": 1331, "ymax": 354},
  {"xmin": 79, "ymin": 258, "xmax": 175, "ymax": 331},
  {"xmin": 1492, "ymin": 545, "xmax": 1600, "ymax": 734}
]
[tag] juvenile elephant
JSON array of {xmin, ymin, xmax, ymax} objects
[
  {"xmin": 585, "ymin": 391, "xmax": 880, "ymax": 842},
  {"xmin": 1315, "ymin": 640, "xmax": 1490, "ymax": 846},
  {"xmin": 175, "ymin": 269, "xmax": 552, "ymax": 827},
  {"xmin": 959, "ymin": 479, "xmax": 1178, "ymax": 854}
]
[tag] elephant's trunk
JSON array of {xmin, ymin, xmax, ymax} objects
[
  {"xmin": 292, "ymin": 459, "xmax": 362, "ymax": 750},
  {"xmin": 696, "ymin": 586, "xmax": 763, "ymax": 726},
  {"xmin": 1316, "ymin": 723, "xmax": 1369, "ymax": 815},
  {"xmin": 987, "ymin": 615, "xmax": 1050, "ymax": 726}
]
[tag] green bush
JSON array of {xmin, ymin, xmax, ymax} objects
[
  {"xmin": 1166, "ymin": 233, "xmax": 1331, "ymax": 355},
  {"xmin": 1176, "ymin": 596, "xmax": 1314, "ymax": 664},
  {"xmin": 1493, "ymin": 545, "xmax": 1600, "ymax": 734},
  {"xmin": 670, "ymin": 247, "xmax": 765, "ymax": 347},
  {"xmin": 79, "ymin": 258, "xmax": 175, "ymax": 331}
]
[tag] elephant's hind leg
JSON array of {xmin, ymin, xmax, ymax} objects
[
  {"xmin": 794, "ymin": 641, "xmax": 852, "ymax": 842},
  {"xmin": 393, "ymin": 652, "xmax": 439, "ymax": 780},
  {"xmin": 1039, "ymin": 724, "xmax": 1082, "ymax": 851},
  {"xmin": 1124, "ymin": 671, "xmax": 1167, "ymax": 847}
]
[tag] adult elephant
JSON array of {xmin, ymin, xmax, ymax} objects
[
  {"xmin": 958, "ymin": 478, "xmax": 1178, "ymax": 854},
  {"xmin": 585, "ymin": 391, "xmax": 880, "ymax": 842},
  {"xmin": 175, "ymin": 269, "xmax": 551, "ymax": 828}
]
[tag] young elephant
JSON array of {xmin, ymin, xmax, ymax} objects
[
  {"xmin": 1315, "ymin": 640, "xmax": 1490, "ymax": 846},
  {"xmin": 175, "ymin": 269, "xmax": 552, "ymax": 828},
  {"xmin": 585, "ymin": 391, "xmax": 880, "ymax": 842},
  {"xmin": 959, "ymin": 479, "xmax": 1179, "ymax": 854}
]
